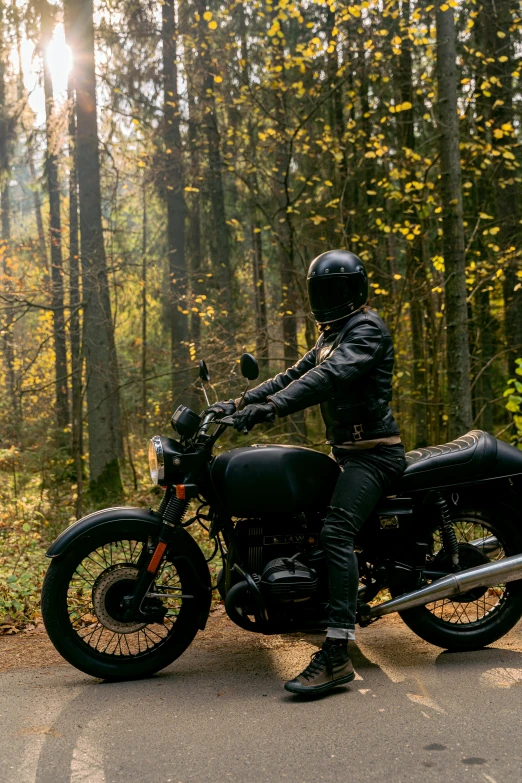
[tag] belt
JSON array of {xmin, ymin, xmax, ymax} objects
[{"xmin": 334, "ymin": 435, "xmax": 402, "ymax": 451}]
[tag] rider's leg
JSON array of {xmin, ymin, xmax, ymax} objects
[{"xmin": 284, "ymin": 445, "xmax": 406, "ymax": 695}]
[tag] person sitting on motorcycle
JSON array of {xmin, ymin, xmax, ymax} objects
[{"xmin": 206, "ymin": 249, "xmax": 406, "ymax": 695}]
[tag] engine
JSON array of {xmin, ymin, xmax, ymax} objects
[
  {"xmin": 232, "ymin": 516, "xmax": 327, "ymax": 605},
  {"xmin": 260, "ymin": 555, "xmax": 318, "ymax": 603}
]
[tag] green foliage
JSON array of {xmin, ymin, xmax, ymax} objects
[
  {"xmin": 0, "ymin": 529, "xmax": 47, "ymax": 630},
  {"xmin": 504, "ymin": 359, "xmax": 522, "ymax": 448}
]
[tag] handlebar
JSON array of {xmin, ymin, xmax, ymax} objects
[{"xmin": 198, "ymin": 411, "xmax": 217, "ymax": 438}]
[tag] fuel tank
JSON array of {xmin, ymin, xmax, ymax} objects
[{"xmin": 210, "ymin": 444, "xmax": 340, "ymax": 516}]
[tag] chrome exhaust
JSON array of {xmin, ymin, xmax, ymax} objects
[{"xmin": 370, "ymin": 553, "xmax": 522, "ymax": 618}]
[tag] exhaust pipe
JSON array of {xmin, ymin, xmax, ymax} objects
[{"xmin": 370, "ymin": 553, "xmax": 522, "ymax": 618}]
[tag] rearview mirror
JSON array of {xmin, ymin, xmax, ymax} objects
[
  {"xmin": 199, "ymin": 360, "xmax": 210, "ymax": 383},
  {"xmin": 240, "ymin": 353, "xmax": 259, "ymax": 381}
]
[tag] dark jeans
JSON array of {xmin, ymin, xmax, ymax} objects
[{"xmin": 320, "ymin": 444, "xmax": 407, "ymax": 636}]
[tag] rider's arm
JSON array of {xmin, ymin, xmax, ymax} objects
[
  {"xmin": 238, "ymin": 347, "xmax": 318, "ymax": 408},
  {"xmin": 266, "ymin": 322, "xmax": 385, "ymax": 417}
]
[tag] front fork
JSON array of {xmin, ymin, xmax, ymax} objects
[{"xmin": 121, "ymin": 490, "xmax": 189, "ymax": 621}]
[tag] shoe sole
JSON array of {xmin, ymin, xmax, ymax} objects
[{"xmin": 284, "ymin": 671, "xmax": 355, "ymax": 695}]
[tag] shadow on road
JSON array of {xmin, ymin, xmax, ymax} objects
[{"xmin": 27, "ymin": 625, "xmax": 522, "ymax": 782}]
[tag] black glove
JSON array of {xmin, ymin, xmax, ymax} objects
[
  {"xmin": 202, "ymin": 399, "xmax": 236, "ymax": 418},
  {"xmin": 232, "ymin": 403, "xmax": 276, "ymax": 432}
]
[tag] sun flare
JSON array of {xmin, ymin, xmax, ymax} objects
[{"xmin": 45, "ymin": 23, "xmax": 72, "ymax": 97}]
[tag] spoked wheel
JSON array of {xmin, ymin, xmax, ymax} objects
[
  {"xmin": 395, "ymin": 506, "xmax": 522, "ymax": 651},
  {"xmin": 42, "ymin": 527, "xmax": 203, "ymax": 679}
]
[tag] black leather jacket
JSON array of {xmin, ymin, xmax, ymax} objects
[{"xmin": 243, "ymin": 309, "xmax": 400, "ymax": 445}]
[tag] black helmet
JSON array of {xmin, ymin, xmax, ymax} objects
[{"xmin": 307, "ymin": 250, "xmax": 368, "ymax": 325}]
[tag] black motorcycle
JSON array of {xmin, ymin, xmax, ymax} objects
[{"xmin": 42, "ymin": 354, "xmax": 522, "ymax": 680}]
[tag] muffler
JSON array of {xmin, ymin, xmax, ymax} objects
[{"xmin": 370, "ymin": 553, "xmax": 522, "ymax": 618}]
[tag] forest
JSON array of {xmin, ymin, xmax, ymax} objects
[{"xmin": 0, "ymin": 0, "xmax": 521, "ymax": 626}]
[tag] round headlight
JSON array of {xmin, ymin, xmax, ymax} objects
[{"xmin": 148, "ymin": 436, "xmax": 165, "ymax": 486}]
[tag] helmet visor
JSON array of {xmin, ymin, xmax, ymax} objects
[{"xmin": 308, "ymin": 274, "xmax": 356, "ymax": 316}]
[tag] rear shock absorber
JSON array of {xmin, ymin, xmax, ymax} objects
[{"xmin": 436, "ymin": 493, "xmax": 460, "ymax": 570}]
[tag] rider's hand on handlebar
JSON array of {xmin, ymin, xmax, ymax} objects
[
  {"xmin": 202, "ymin": 400, "xmax": 237, "ymax": 418},
  {"xmin": 232, "ymin": 403, "xmax": 276, "ymax": 433}
]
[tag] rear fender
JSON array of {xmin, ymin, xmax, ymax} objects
[{"xmin": 46, "ymin": 506, "xmax": 211, "ymax": 629}]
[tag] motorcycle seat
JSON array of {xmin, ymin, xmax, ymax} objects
[{"xmin": 397, "ymin": 430, "xmax": 498, "ymax": 492}]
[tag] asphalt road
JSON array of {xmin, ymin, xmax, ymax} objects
[{"xmin": 1, "ymin": 610, "xmax": 521, "ymax": 783}]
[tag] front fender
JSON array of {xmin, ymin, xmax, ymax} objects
[
  {"xmin": 46, "ymin": 506, "xmax": 212, "ymax": 629},
  {"xmin": 46, "ymin": 506, "xmax": 163, "ymax": 557}
]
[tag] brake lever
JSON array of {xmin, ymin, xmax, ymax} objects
[{"xmin": 220, "ymin": 415, "xmax": 249, "ymax": 436}]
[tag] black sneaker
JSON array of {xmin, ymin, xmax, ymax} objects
[{"xmin": 284, "ymin": 640, "xmax": 355, "ymax": 695}]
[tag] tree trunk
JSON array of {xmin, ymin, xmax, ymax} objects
[
  {"xmin": 28, "ymin": 152, "xmax": 47, "ymax": 264},
  {"xmin": 436, "ymin": 3, "xmax": 473, "ymax": 438},
  {"xmin": 193, "ymin": 0, "xmax": 234, "ymax": 322},
  {"xmin": 185, "ymin": 60, "xmax": 202, "ymax": 350},
  {"xmin": 162, "ymin": 0, "xmax": 188, "ymax": 400},
  {"xmin": 15, "ymin": 24, "xmax": 47, "ymax": 267},
  {"xmin": 141, "ymin": 175, "xmax": 148, "ymax": 432},
  {"xmin": 0, "ymin": 2, "xmax": 10, "ymax": 243},
  {"xmin": 475, "ymin": 287, "xmax": 495, "ymax": 433},
  {"xmin": 65, "ymin": 0, "xmax": 122, "ymax": 501},
  {"xmin": 0, "ymin": 4, "xmax": 19, "ymax": 441},
  {"xmin": 238, "ymin": 5, "xmax": 268, "ymax": 370},
  {"xmin": 41, "ymin": 0, "xmax": 69, "ymax": 435},
  {"xmin": 271, "ymin": 13, "xmax": 306, "ymax": 441},
  {"xmin": 66, "ymin": 67, "xmax": 83, "ymax": 516},
  {"xmin": 251, "ymin": 214, "xmax": 268, "ymax": 371},
  {"xmin": 482, "ymin": 0, "xmax": 522, "ymax": 377},
  {"xmin": 398, "ymin": 0, "xmax": 429, "ymax": 447}
]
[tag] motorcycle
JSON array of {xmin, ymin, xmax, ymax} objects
[{"xmin": 41, "ymin": 353, "xmax": 522, "ymax": 680}]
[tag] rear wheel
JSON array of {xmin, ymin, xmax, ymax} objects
[
  {"xmin": 42, "ymin": 527, "xmax": 203, "ymax": 679},
  {"xmin": 395, "ymin": 506, "xmax": 522, "ymax": 651}
]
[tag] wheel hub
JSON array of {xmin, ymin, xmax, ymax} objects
[
  {"xmin": 434, "ymin": 543, "xmax": 491, "ymax": 603},
  {"xmin": 92, "ymin": 565, "xmax": 148, "ymax": 634}
]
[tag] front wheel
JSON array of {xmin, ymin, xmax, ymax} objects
[
  {"xmin": 42, "ymin": 526, "xmax": 205, "ymax": 679},
  {"xmin": 395, "ymin": 505, "xmax": 522, "ymax": 651}
]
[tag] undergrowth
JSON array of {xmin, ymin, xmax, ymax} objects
[{"xmin": 0, "ymin": 440, "xmax": 220, "ymax": 632}]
